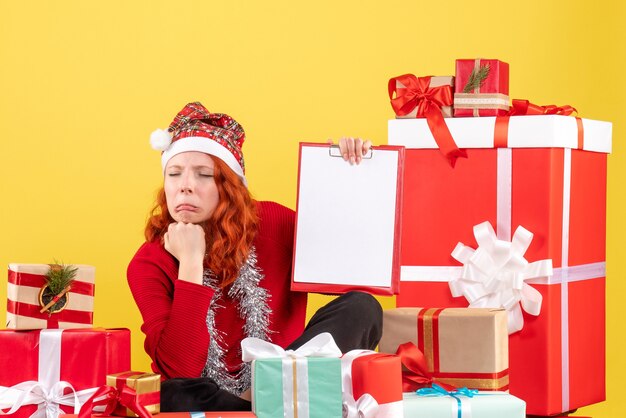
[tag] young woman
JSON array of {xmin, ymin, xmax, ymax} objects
[{"xmin": 127, "ymin": 102, "xmax": 382, "ymax": 411}]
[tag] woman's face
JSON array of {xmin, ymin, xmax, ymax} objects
[{"xmin": 164, "ymin": 151, "xmax": 219, "ymax": 224}]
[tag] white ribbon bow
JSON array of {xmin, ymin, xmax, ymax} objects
[
  {"xmin": 0, "ymin": 330, "xmax": 98, "ymax": 418},
  {"xmin": 342, "ymin": 393, "xmax": 379, "ymax": 418},
  {"xmin": 241, "ymin": 332, "xmax": 342, "ymax": 361},
  {"xmin": 449, "ymin": 221, "xmax": 553, "ymax": 334}
]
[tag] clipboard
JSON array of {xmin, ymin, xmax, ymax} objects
[{"xmin": 291, "ymin": 142, "xmax": 405, "ymax": 295}]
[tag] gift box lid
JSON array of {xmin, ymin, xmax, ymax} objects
[{"xmin": 388, "ymin": 115, "xmax": 612, "ymax": 153}]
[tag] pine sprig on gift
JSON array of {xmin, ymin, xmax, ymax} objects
[
  {"xmin": 45, "ymin": 262, "xmax": 78, "ymax": 295},
  {"xmin": 462, "ymin": 64, "xmax": 491, "ymax": 93}
]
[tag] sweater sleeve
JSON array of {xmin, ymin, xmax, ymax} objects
[{"xmin": 127, "ymin": 242, "xmax": 215, "ymax": 379}]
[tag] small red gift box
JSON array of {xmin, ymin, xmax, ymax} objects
[
  {"xmin": 7, "ymin": 263, "xmax": 96, "ymax": 329},
  {"xmin": 0, "ymin": 328, "xmax": 130, "ymax": 418},
  {"xmin": 388, "ymin": 115, "xmax": 611, "ymax": 415},
  {"xmin": 453, "ymin": 59, "xmax": 509, "ymax": 117},
  {"xmin": 341, "ymin": 351, "xmax": 403, "ymax": 417}
]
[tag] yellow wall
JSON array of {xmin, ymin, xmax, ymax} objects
[{"xmin": 0, "ymin": 1, "xmax": 623, "ymax": 416}]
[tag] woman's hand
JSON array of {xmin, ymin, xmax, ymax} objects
[
  {"xmin": 329, "ymin": 137, "xmax": 373, "ymax": 165},
  {"xmin": 164, "ymin": 222, "xmax": 206, "ymax": 284}
]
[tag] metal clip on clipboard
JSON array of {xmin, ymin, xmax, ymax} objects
[{"xmin": 328, "ymin": 144, "xmax": 374, "ymax": 159}]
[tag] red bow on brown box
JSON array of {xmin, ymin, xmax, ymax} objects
[{"xmin": 389, "ymin": 74, "xmax": 467, "ymax": 167}]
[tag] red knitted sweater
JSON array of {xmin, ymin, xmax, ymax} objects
[{"xmin": 127, "ymin": 201, "xmax": 307, "ymax": 379}]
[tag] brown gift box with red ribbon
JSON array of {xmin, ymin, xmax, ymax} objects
[
  {"xmin": 454, "ymin": 58, "xmax": 510, "ymax": 117},
  {"xmin": 106, "ymin": 372, "xmax": 160, "ymax": 417},
  {"xmin": 7, "ymin": 263, "xmax": 95, "ymax": 329},
  {"xmin": 379, "ymin": 307, "xmax": 509, "ymax": 391},
  {"xmin": 391, "ymin": 75, "xmax": 454, "ymax": 118}
]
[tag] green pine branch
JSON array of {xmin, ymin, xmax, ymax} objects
[
  {"xmin": 45, "ymin": 262, "xmax": 78, "ymax": 295},
  {"xmin": 462, "ymin": 63, "xmax": 491, "ymax": 93}
]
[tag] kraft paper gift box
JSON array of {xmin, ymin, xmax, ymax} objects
[
  {"xmin": 241, "ymin": 333, "xmax": 342, "ymax": 418},
  {"xmin": 106, "ymin": 372, "xmax": 160, "ymax": 417},
  {"xmin": 0, "ymin": 328, "xmax": 131, "ymax": 418},
  {"xmin": 453, "ymin": 59, "xmax": 509, "ymax": 117},
  {"xmin": 341, "ymin": 350, "xmax": 403, "ymax": 418},
  {"xmin": 388, "ymin": 115, "xmax": 611, "ymax": 415},
  {"xmin": 7, "ymin": 263, "xmax": 95, "ymax": 329},
  {"xmin": 390, "ymin": 75, "xmax": 454, "ymax": 118},
  {"xmin": 379, "ymin": 307, "xmax": 508, "ymax": 391},
  {"xmin": 403, "ymin": 386, "xmax": 526, "ymax": 418}
]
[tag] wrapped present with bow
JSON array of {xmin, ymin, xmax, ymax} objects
[
  {"xmin": 403, "ymin": 384, "xmax": 526, "ymax": 418},
  {"xmin": 379, "ymin": 309, "xmax": 508, "ymax": 392},
  {"xmin": 453, "ymin": 58, "xmax": 510, "ymax": 117},
  {"xmin": 389, "ymin": 74, "xmax": 467, "ymax": 167},
  {"xmin": 0, "ymin": 328, "xmax": 130, "ymax": 418},
  {"xmin": 341, "ymin": 350, "xmax": 403, "ymax": 418},
  {"xmin": 387, "ymin": 110, "xmax": 611, "ymax": 415},
  {"xmin": 77, "ymin": 372, "xmax": 160, "ymax": 418},
  {"xmin": 7, "ymin": 263, "xmax": 95, "ymax": 329},
  {"xmin": 389, "ymin": 75, "xmax": 455, "ymax": 118},
  {"xmin": 241, "ymin": 332, "xmax": 342, "ymax": 418}
]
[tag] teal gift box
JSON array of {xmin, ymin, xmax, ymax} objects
[
  {"xmin": 403, "ymin": 386, "xmax": 526, "ymax": 418},
  {"xmin": 242, "ymin": 332, "xmax": 343, "ymax": 418}
]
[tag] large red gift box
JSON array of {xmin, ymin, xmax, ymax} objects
[
  {"xmin": 388, "ymin": 115, "xmax": 611, "ymax": 416},
  {"xmin": 453, "ymin": 59, "xmax": 509, "ymax": 117},
  {"xmin": 0, "ymin": 328, "xmax": 130, "ymax": 418}
]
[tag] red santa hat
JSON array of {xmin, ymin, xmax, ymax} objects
[{"xmin": 150, "ymin": 102, "xmax": 247, "ymax": 186}]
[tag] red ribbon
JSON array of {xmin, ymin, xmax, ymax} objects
[
  {"xmin": 395, "ymin": 341, "xmax": 455, "ymax": 392},
  {"xmin": 7, "ymin": 299, "xmax": 93, "ymax": 327},
  {"xmin": 8, "ymin": 270, "xmax": 96, "ymax": 296},
  {"xmin": 494, "ymin": 99, "xmax": 583, "ymax": 149},
  {"xmin": 509, "ymin": 99, "xmax": 577, "ymax": 116},
  {"xmin": 78, "ymin": 385, "xmax": 156, "ymax": 418},
  {"xmin": 389, "ymin": 74, "xmax": 467, "ymax": 167}
]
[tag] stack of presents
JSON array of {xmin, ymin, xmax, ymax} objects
[{"xmin": 0, "ymin": 58, "xmax": 611, "ymax": 418}]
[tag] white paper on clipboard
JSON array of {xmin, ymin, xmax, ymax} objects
[{"xmin": 292, "ymin": 143, "xmax": 403, "ymax": 293}]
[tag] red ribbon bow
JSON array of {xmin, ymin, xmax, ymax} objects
[
  {"xmin": 78, "ymin": 385, "xmax": 153, "ymax": 418},
  {"xmin": 389, "ymin": 74, "xmax": 467, "ymax": 167},
  {"xmin": 494, "ymin": 99, "xmax": 583, "ymax": 149},
  {"xmin": 509, "ymin": 99, "xmax": 577, "ymax": 116},
  {"xmin": 396, "ymin": 341, "xmax": 455, "ymax": 392}
]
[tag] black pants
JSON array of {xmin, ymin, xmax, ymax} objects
[{"xmin": 161, "ymin": 291, "xmax": 383, "ymax": 411}]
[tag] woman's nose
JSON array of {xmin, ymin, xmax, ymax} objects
[{"xmin": 180, "ymin": 173, "xmax": 193, "ymax": 193}]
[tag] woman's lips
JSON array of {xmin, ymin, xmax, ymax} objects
[{"xmin": 176, "ymin": 204, "xmax": 198, "ymax": 212}]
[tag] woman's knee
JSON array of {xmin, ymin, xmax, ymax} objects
[{"xmin": 339, "ymin": 291, "xmax": 383, "ymax": 325}]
